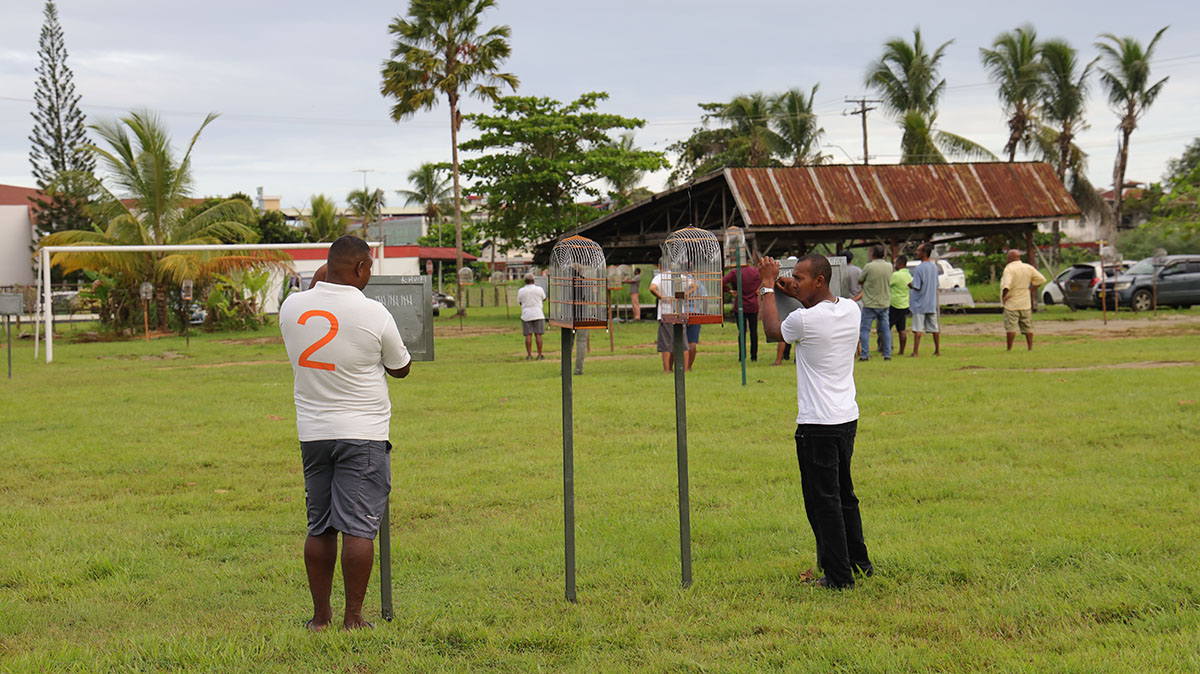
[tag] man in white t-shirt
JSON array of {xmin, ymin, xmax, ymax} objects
[
  {"xmin": 516, "ymin": 273, "xmax": 547, "ymax": 360},
  {"xmin": 279, "ymin": 235, "xmax": 412, "ymax": 631},
  {"xmin": 759, "ymin": 253, "xmax": 874, "ymax": 590}
]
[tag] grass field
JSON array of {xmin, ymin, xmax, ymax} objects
[{"xmin": 1, "ymin": 306, "xmax": 1198, "ymax": 672}]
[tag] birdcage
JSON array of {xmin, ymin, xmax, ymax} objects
[
  {"xmin": 617, "ymin": 264, "xmax": 631, "ymax": 283},
  {"xmin": 723, "ymin": 226, "xmax": 748, "ymax": 268},
  {"xmin": 660, "ymin": 227, "xmax": 723, "ymax": 325},
  {"xmin": 489, "ymin": 270, "xmax": 505, "ymax": 285},
  {"xmin": 606, "ymin": 265, "xmax": 624, "ymax": 291},
  {"xmin": 548, "ymin": 236, "xmax": 607, "ymax": 330},
  {"xmin": 457, "ymin": 267, "xmax": 474, "ymax": 287}
]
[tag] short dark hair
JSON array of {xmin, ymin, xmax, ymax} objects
[
  {"xmin": 835, "ymin": 249, "xmax": 854, "ymax": 263},
  {"xmin": 796, "ymin": 253, "xmax": 832, "ymax": 286},
  {"xmin": 896, "ymin": 254, "xmax": 908, "ymax": 266},
  {"xmin": 871, "ymin": 244, "xmax": 886, "ymax": 259},
  {"xmin": 328, "ymin": 235, "xmax": 371, "ymax": 267}
]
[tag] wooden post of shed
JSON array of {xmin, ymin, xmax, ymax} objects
[{"xmin": 1025, "ymin": 227, "xmax": 1039, "ymax": 311}]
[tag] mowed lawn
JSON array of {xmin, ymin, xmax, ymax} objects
[{"xmin": 1, "ymin": 306, "xmax": 1198, "ymax": 673}]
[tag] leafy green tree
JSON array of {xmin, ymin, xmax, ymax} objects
[
  {"xmin": 254, "ymin": 209, "xmax": 306, "ymax": 244},
  {"xmin": 980, "ymin": 25, "xmax": 1043, "ymax": 162},
  {"xmin": 303, "ymin": 194, "xmax": 349, "ymax": 242},
  {"xmin": 1095, "ymin": 26, "xmax": 1169, "ymax": 226},
  {"xmin": 397, "ymin": 162, "xmax": 454, "ymax": 246},
  {"xmin": 347, "ymin": 187, "xmax": 386, "ymax": 239},
  {"xmin": 28, "ymin": 0, "xmax": 96, "ymax": 238},
  {"xmin": 1164, "ymin": 137, "xmax": 1200, "ymax": 190},
  {"xmin": 866, "ymin": 28, "xmax": 995, "ymax": 163},
  {"xmin": 40, "ymin": 110, "xmax": 264, "ymax": 331},
  {"xmin": 458, "ymin": 91, "xmax": 668, "ymax": 249},
  {"xmin": 381, "ymin": 0, "xmax": 519, "ymax": 313}
]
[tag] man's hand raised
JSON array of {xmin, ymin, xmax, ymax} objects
[{"xmin": 758, "ymin": 256, "xmax": 780, "ymax": 288}]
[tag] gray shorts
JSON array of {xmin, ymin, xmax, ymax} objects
[
  {"xmin": 912, "ymin": 312, "xmax": 940, "ymax": 333},
  {"xmin": 657, "ymin": 320, "xmax": 673, "ymax": 352},
  {"xmin": 300, "ymin": 439, "xmax": 391, "ymax": 539},
  {"xmin": 522, "ymin": 319, "xmax": 545, "ymax": 336}
]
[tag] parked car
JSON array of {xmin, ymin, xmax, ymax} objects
[
  {"xmin": 432, "ymin": 291, "xmax": 456, "ymax": 309},
  {"xmin": 906, "ymin": 258, "xmax": 967, "ymax": 290},
  {"xmin": 1096, "ymin": 255, "xmax": 1200, "ymax": 311},
  {"xmin": 1040, "ymin": 261, "xmax": 1131, "ymax": 307}
]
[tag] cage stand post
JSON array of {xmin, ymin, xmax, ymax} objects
[
  {"xmin": 607, "ymin": 288, "xmax": 614, "ymax": 353},
  {"xmin": 672, "ymin": 320, "xmax": 693, "ymax": 589},
  {"xmin": 736, "ymin": 247, "xmax": 746, "ymax": 386},
  {"xmin": 5, "ymin": 315, "xmax": 11, "ymax": 379},
  {"xmin": 379, "ymin": 496, "xmax": 394, "ymax": 621},
  {"xmin": 561, "ymin": 327, "xmax": 577, "ymax": 602}
]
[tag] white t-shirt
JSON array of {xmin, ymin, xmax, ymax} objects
[
  {"xmin": 651, "ymin": 272, "xmax": 667, "ymax": 320},
  {"xmin": 780, "ymin": 297, "xmax": 860, "ymax": 425},
  {"xmin": 651, "ymin": 272, "xmax": 693, "ymax": 320},
  {"xmin": 279, "ymin": 281, "xmax": 411, "ymax": 442},
  {"xmin": 516, "ymin": 284, "xmax": 546, "ymax": 321}
]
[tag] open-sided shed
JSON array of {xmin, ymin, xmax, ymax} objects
[{"xmin": 537, "ymin": 162, "xmax": 1080, "ymax": 263}]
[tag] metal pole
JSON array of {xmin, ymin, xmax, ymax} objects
[
  {"xmin": 6, "ymin": 315, "xmax": 11, "ymax": 379},
  {"xmin": 504, "ymin": 283, "xmax": 509, "ymax": 319},
  {"xmin": 1153, "ymin": 265, "xmax": 1159, "ymax": 318},
  {"xmin": 379, "ymin": 496, "xmax": 394, "ymax": 621},
  {"xmin": 672, "ymin": 322, "xmax": 693, "ymax": 589},
  {"xmin": 34, "ymin": 253, "xmax": 41, "ymax": 359},
  {"xmin": 607, "ymin": 288, "xmax": 614, "ymax": 353},
  {"xmin": 143, "ymin": 300, "xmax": 149, "ymax": 342},
  {"xmin": 44, "ymin": 248, "xmax": 53, "ymax": 363},
  {"xmin": 736, "ymin": 248, "xmax": 746, "ymax": 387},
  {"xmin": 561, "ymin": 327, "xmax": 577, "ymax": 602}
]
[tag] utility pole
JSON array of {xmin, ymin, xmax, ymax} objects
[
  {"xmin": 353, "ymin": 168, "xmax": 377, "ymax": 241},
  {"xmin": 844, "ymin": 98, "xmax": 881, "ymax": 165}
]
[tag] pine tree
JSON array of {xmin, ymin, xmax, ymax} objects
[{"xmin": 28, "ymin": 0, "xmax": 95, "ymax": 236}]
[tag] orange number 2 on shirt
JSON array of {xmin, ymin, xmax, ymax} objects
[{"xmin": 297, "ymin": 310, "xmax": 338, "ymax": 371}]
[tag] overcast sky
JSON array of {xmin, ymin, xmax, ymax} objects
[{"xmin": 2, "ymin": 0, "xmax": 1197, "ymax": 209}]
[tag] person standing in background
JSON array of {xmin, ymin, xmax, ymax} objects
[
  {"xmin": 853, "ymin": 245, "xmax": 893, "ymax": 361},
  {"xmin": 723, "ymin": 260, "xmax": 761, "ymax": 362},
  {"xmin": 883, "ymin": 255, "xmax": 912, "ymax": 355},
  {"xmin": 1000, "ymin": 249, "xmax": 1047, "ymax": 351},
  {"xmin": 908, "ymin": 243, "xmax": 941, "ymax": 357},
  {"xmin": 627, "ymin": 267, "xmax": 643, "ymax": 321}
]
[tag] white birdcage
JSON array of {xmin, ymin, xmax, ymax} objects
[
  {"xmin": 457, "ymin": 267, "xmax": 474, "ymax": 287},
  {"xmin": 489, "ymin": 270, "xmax": 505, "ymax": 285},
  {"xmin": 606, "ymin": 265, "xmax": 624, "ymax": 291},
  {"xmin": 660, "ymin": 227, "xmax": 723, "ymax": 325},
  {"xmin": 549, "ymin": 236, "xmax": 608, "ymax": 330},
  {"xmin": 617, "ymin": 264, "xmax": 631, "ymax": 282},
  {"xmin": 723, "ymin": 226, "xmax": 748, "ymax": 267}
]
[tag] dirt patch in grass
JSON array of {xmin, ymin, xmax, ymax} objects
[
  {"xmin": 1027, "ymin": 360, "xmax": 1196, "ymax": 373},
  {"xmin": 174, "ymin": 360, "xmax": 283, "ymax": 369},
  {"xmin": 944, "ymin": 314, "xmax": 1200, "ymax": 337},
  {"xmin": 217, "ymin": 337, "xmax": 283, "ymax": 345},
  {"xmin": 434, "ymin": 326, "xmax": 512, "ymax": 338},
  {"xmin": 98, "ymin": 351, "xmax": 190, "ymax": 361}
]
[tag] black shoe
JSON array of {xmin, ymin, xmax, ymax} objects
[
  {"xmin": 815, "ymin": 576, "xmax": 853, "ymax": 590},
  {"xmin": 853, "ymin": 563, "xmax": 875, "ymax": 578}
]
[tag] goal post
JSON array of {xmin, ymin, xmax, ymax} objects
[{"xmin": 38, "ymin": 241, "xmax": 384, "ymax": 363}]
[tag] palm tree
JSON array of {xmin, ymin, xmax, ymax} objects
[
  {"xmin": 346, "ymin": 187, "xmax": 385, "ymax": 239},
  {"xmin": 397, "ymin": 162, "xmax": 454, "ymax": 245},
  {"xmin": 304, "ymin": 194, "xmax": 349, "ymax": 242},
  {"xmin": 1036, "ymin": 39, "xmax": 1100, "ymax": 255},
  {"xmin": 980, "ymin": 25, "xmax": 1043, "ymax": 162},
  {"xmin": 40, "ymin": 110, "xmax": 263, "ymax": 330},
  {"xmin": 715, "ymin": 92, "xmax": 783, "ymax": 167},
  {"xmin": 381, "ymin": 0, "xmax": 518, "ymax": 314},
  {"xmin": 866, "ymin": 28, "xmax": 995, "ymax": 163},
  {"xmin": 1095, "ymin": 26, "xmax": 1170, "ymax": 226},
  {"xmin": 772, "ymin": 85, "xmax": 826, "ymax": 166},
  {"xmin": 605, "ymin": 133, "xmax": 649, "ymax": 206}
]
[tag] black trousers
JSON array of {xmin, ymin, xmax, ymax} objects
[
  {"xmin": 743, "ymin": 312, "xmax": 759, "ymax": 361},
  {"xmin": 795, "ymin": 420, "xmax": 871, "ymax": 588}
]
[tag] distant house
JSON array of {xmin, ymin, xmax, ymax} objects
[{"xmin": 0, "ymin": 184, "xmax": 41, "ymax": 286}]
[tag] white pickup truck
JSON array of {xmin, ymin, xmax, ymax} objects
[{"xmin": 907, "ymin": 259, "xmax": 967, "ymax": 291}]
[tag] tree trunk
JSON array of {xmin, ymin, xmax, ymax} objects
[
  {"xmin": 450, "ymin": 96, "xmax": 465, "ymax": 317},
  {"xmin": 1113, "ymin": 113, "xmax": 1133, "ymax": 229}
]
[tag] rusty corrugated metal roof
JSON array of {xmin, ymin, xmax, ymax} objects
[{"xmin": 724, "ymin": 163, "xmax": 1080, "ymax": 227}]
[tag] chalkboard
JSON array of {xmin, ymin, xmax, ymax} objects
[
  {"xmin": 364, "ymin": 275, "xmax": 434, "ymax": 361},
  {"xmin": 766, "ymin": 256, "xmax": 846, "ymax": 343}
]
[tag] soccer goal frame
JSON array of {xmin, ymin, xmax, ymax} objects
[{"xmin": 36, "ymin": 241, "xmax": 385, "ymax": 363}]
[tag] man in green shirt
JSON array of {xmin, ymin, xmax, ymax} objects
[
  {"xmin": 853, "ymin": 244, "xmax": 894, "ymax": 361},
  {"xmin": 885, "ymin": 255, "xmax": 912, "ymax": 355}
]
